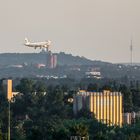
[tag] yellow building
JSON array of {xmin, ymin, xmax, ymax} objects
[
  {"xmin": 2, "ymin": 79, "xmax": 13, "ymax": 101},
  {"xmin": 73, "ymin": 90, "xmax": 123, "ymax": 126}
]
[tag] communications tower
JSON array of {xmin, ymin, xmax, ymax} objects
[{"xmin": 130, "ymin": 39, "xmax": 133, "ymax": 66}]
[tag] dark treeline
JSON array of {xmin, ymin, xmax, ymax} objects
[{"xmin": 0, "ymin": 78, "xmax": 140, "ymax": 140}]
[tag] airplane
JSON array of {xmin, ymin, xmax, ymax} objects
[{"xmin": 24, "ymin": 38, "xmax": 51, "ymax": 50}]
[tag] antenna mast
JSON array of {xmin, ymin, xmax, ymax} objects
[{"xmin": 130, "ymin": 39, "xmax": 133, "ymax": 66}]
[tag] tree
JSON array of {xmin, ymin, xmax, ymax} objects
[
  {"xmin": 119, "ymin": 85, "xmax": 133, "ymax": 112},
  {"xmin": 87, "ymin": 83, "xmax": 98, "ymax": 91},
  {"xmin": 16, "ymin": 78, "xmax": 35, "ymax": 95},
  {"xmin": 76, "ymin": 108, "xmax": 92, "ymax": 119},
  {"xmin": 45, "ymin": 86, "xmax": 66, "ymax": 118},
  {"xmin": 69, "ymin": 123, "xmax": 89, "ymax": 140}
]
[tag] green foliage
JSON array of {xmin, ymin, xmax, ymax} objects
[
  {"xmin": 76, "ymin": 108, "xmax": 93, "ymax": 119},
  {"xmin": 119, "ymin": 85, "xmax": 133, "ymax": 112},
  {"xmin": 0, "ymin": 78, "xmax": 140, "ymax": 139},
  {"xmin": 87, "ymin": 83, "xmax": 98, "ymax": 91},
  {"xmin": 16, "ymin": 78, "xmax": 35, "ymax": 94}
]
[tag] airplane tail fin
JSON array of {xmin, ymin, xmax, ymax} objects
[
  {"xmin": 47, "ymin": 40, "xmax": 51, "ymax": 45},
  {"xmin": 25, "ymin": 38, "xmax": 29, "ymax": 43}
]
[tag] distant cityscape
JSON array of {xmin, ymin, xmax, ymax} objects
[
  {"xmin": 0, "ymin": 49, "xmax": 140, "ymax": 139},
  {"xmin": 0, "ymin": 52, "xmax": 140, "ymax": 80}
]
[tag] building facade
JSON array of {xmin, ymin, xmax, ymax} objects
[
  {"xmin": 123, "ymin": 112, "xmax": 137, "ymax": 125},
  {"xmin": 2, "ymin": 79, "xmax": 13, "ymax": 101},
  {"xmin": 46, "ymin": 52, "xmax": 57, "ymax": 69},
  {"xmin": 73, "ymin": 90, "xmax": 123, "ymax": 126}
]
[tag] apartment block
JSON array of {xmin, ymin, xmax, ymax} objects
[{"xmin": 73, "ymin": 90, "xmax": 123, "ymax": 126}]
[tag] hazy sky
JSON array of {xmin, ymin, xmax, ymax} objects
[{"xmin": 0, "ymin": 0, "xmax": 140, "ymax": 63}]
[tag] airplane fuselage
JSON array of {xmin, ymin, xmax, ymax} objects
[{"xmin": 24, "ymin": 39, "xmax": 51, "ymax": 49}]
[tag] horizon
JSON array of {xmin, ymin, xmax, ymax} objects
[{"xmin": 0, "ymin": 51, "xmax": 140, "ymax": 64}]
